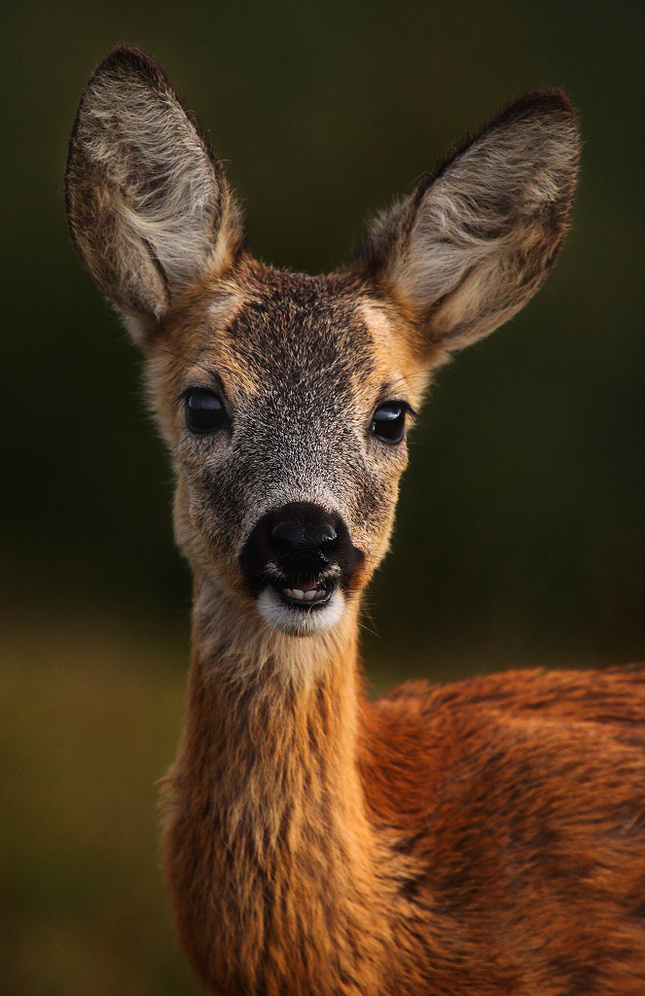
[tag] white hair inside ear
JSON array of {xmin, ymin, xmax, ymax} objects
[
  {"xmin": 364, "ymin": 92, "xmax": 580, "ymax": 355},
  {"xmin": 65, "ymin": 47, "xmax": 244, "ymax": 323}
]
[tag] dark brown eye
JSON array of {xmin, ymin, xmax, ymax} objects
[
  {"xmin": 185, "ymin": 389, "xmax": 226, "ymax": 433},
  {"xmin": 370, "ymin": 402, "xmax": 407, "ymax": 443}
]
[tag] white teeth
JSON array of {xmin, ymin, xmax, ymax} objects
[
  {"xmin": 284, "ymin": 587, "xmax": 305, "ymax": 600},
  {"xmin": 282, "ymin": 587, "xmax": 324, "ymax": 603}
]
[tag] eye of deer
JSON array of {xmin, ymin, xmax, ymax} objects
[
  {"xmin": 369, "ymin": 402, "xmax": 407, "ymax": 444},
  {"xmin": 184, "ymin": 388, "xmax": 227, "ymax": 433}
]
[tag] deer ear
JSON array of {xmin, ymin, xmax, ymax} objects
[
  {"xmin": 65, "ymin": 47, "xmax": 243, "ymax": 330},
  {"xmin": 355, "ymin": 91, "xmax": 580, "ymax": 358}
]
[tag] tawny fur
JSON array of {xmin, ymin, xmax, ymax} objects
[{"xmin": 66, "ymin": 46, "xmax": 645, "ymax": 996}]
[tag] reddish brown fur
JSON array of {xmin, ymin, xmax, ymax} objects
[
  {"xmin": 65, "ymin": 47, "xmax": 645, "ymax": 996},
  {"xmin": 162, "ymin": 616, "xmax": 645, "ymax": 995}
]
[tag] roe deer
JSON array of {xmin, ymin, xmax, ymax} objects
[{"xmin": 66, "ymin": 46, "xmax": 645, "ymax": 996}]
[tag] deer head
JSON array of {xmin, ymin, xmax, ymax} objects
[{"xmin": 66, "ymin": 47, "xmax": 579, "ymax": 640}]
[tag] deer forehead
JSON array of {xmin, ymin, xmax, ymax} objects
[{"xmin": 153, "ymin": 269, "xmax": 424, "ymax": 429}]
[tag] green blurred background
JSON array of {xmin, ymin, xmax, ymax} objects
[{"xmin": 2, "ymin": 1, "xmax": 644, "ymax": 992}]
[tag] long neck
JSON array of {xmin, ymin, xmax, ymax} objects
[{"xmin": 162, "ymin": 582, "xmax": 392, "ymax": 996}]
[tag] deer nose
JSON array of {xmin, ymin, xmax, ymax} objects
[
  {"xmin": 269, "ymin": 522, "xmax": 338, "ymax": 559},
  {"xmin": 239, "ymin": 501, "xmax": 365, "ymax": 599}
]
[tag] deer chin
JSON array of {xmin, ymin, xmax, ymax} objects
[{"xmin": 257, "ymin": 583, "xmax": 345, "ymax": 636}]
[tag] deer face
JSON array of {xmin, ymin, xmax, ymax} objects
[
  {"xmin": 147, "ymin": 268, "xmax": 425, "ymax": 635},
  {"xmin": 66, "ymin": 47, "xmax": 579, "ymax": 637}
]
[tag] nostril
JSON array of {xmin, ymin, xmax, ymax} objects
[
  {"xmin": 270, "ymin": 523, "xmax": 305, "ymax": 552},
  {"xmin": 270, "ymin": 522, "xmax": 338, "ymax": 554},
  {"xmin": 317, "ymin": 525, "xmax": 338, "ymax": 547}
]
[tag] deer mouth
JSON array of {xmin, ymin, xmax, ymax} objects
[
  {"xmin": 258, "ymin": 573, "xmax": 345, "ymax": 635},
  {"xmin": 272, "ymin": 577, "xmax": 337, "ymax": 609}
]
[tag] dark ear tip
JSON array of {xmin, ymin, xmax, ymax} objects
[
  {"xmin": 501, "ymin": 87, "xmax": 578, "ymax": 129},
  {"xmin": 87, "ymin": 44, "xmax": 171, "ymax": 92}
]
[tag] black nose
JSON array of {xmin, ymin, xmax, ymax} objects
[
  {"xmin": 269, "ymin": 522, "xmax": 338, "ymax": 559},
  {"xmin": 239, "ymin": 501, "xmax": 365, "ymax": 597}
]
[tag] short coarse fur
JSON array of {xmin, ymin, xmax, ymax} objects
[{"xmin": 66, "ymin": 46, "xmax": 645, "ymax": 996}]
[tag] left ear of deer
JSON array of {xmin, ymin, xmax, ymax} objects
[
  {"xmin": 355, "ymin": 91, "xmax": 580, "ymax": 356},
  {"xmin": 65, "ymin": 46, "xmax": 243, "ymax": 328}
]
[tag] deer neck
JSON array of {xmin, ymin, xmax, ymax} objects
[{"xmin": 162, "ymin": 579, "xmax": 391, "ymax": 994}]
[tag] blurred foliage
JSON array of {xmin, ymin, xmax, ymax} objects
[
  {"xmin": 0, "ymin": 606, "xmax": 199, "ymax": 995},
  {"xmin": 1, "ymin": 0, "xmax": 644, "ymax": 992}
]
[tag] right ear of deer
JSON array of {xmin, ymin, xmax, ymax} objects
[
  {"xmin": 65, "ymin": 46, "xmax": 243, "ymax": 327},
  {"xmin": 354, "ymin": 90, "xmax": 580, "ymax": 359}
]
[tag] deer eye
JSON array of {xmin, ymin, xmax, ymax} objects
[
  {"xmin": 184, "ymin": 388, "xmax": 227, "ymax": 433},
  {"xmin": 369, "ymin": 402, "xmax": 407, "ymax": 444}
]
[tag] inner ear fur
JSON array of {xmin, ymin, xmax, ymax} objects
[
  {"xmin": 351, "ymin": 90, "xmax": 580, "ymax": 358},
  {"xmin": 65, "ymin": 46, "xmax": 244, "ymax": 324}
]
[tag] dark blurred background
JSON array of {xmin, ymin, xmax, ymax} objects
[{"xmin": 2, "ymin": 1, "xmax": 644, "ymax": 992}]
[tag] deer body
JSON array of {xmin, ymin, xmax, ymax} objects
[
  {"xmin": 66, "ymin": 48, "xmax": 645, "ymax": 995},
  {"xmin": 163, "ymin": 583, "xmax": 645, "ymax": 995}
]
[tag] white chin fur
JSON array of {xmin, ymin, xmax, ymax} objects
[{"xmin": 257, "ymin": 586, "xmax": 345, "ymax": 635}]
